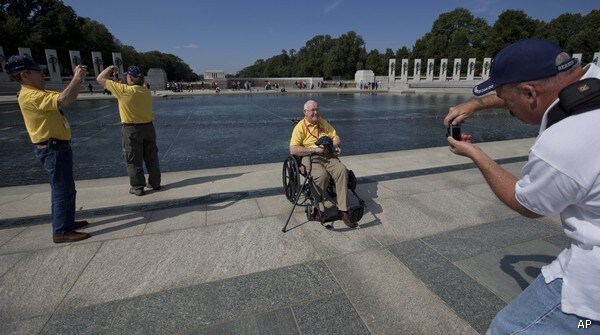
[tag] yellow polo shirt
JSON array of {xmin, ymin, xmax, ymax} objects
[
  {"xmin": 105, "ymin": 80, "xmax": 153, "ymax": 124},
  {"xmin": 290, "ymin": 118, "xmax": 339, "ymax": 148},
  {"xmin": 17, "ymin": 85, "xmax": 71, "ymax": 143}
]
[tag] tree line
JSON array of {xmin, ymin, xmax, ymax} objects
[
  {"xmin": 0, "ymin": 0, "xmax": 199, "ymax": 81},
  {"xmin": 1, "ymin": 1, "xmax": 598, "ymax": 81},
  {"xmin": 238, "ymin": 8, "xmax": 598, "ymax": 79}
]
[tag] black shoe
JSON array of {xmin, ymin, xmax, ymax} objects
[
  {"xmin": 129, "ymin": 187, "xmax": 145, "ymax": 196},
  {"xmin": 146, "ymin": 183, "xmax": 161, "ymax": 190}
]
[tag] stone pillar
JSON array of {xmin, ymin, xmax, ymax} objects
[
  {"xmin": 0, "ymin": 46, "xmax": 8, "ymax": 82},
  {"xmin": 482, "ymin": 58, "xmax": 492, "ymax": 80},
  {"xmin": 18, "ymin": 47, "xmax": 32, "ymax": 58},
  {"xmin": 91, "ymin": 51, "xmax": 104, "ymax": 77},
  {"xmin": 593, "ymin": 52, "xmax": 600, "ymax": 66},
  {"xmin": 467, "ymin": 58, "xmax": 476, "ymax": 81},
  {"xmin": 572, "ymin": 53, "xmax": 582, "ymax": 66},
  {"xmin": 112, "ymin": 52, "xmax": 124, "ymax": 74},
  {"xmin": 439, "ymin": 58, "xmax": 448, "ymax": 81},
  {"xmin": 45, "ymin": 49, "xmax": 62, "ymax": 83},
  {"xmin": 69, "ymin": 50, "xmax": 82, "ymax": 71},
  {"xmin": 388, "ymin": 59, "xmax": 396, "ymax": 87},
  {"xmin": 413, "ymin": 58, "xmax": 421, "ymax": 82},
  {"xmin": 426, "ymin": 59, "xmax": 434, "ymax": 82},
  {"xmin": 147, "ymin": 68, "xmax": 167, "ymax": 90},
  {"xmin": 400, "ymin": 59, "xmax": 409, "ymax": 83},
  {"xmin": 453, "ymin": 58, "xmax": 461, "ymax": 81}
]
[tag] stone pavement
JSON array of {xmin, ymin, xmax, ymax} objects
[{"xmin": 0, "ymin": 138, "xmax": 569, "ymax": 334}]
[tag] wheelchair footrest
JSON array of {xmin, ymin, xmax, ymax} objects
[{"xmin": 320, "ymin": 207, "xmax": 342, "ymax": 223}]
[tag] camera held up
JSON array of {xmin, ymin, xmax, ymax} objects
[{"xmin": 447, "ymin": 122, "xmax": 461, "ymax": 141}]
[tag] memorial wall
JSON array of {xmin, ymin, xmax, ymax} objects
[{"xmin": 0, "ymin": 46, "xmax": 598, "ymax": 92}]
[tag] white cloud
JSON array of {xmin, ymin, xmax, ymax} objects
[
  {"xmin": 471, "ymin": 0, "xmax": 494, "ymax": 14},
  {"xmin": 323, "ymin": 0, "xmax": 343, "ymax": 15},
  {"xmin": 183, "ymin": 43, "xmax": 198, "ymax": 49}
]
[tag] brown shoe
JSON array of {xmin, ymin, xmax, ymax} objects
[
  {"xmin": 53, "ymin": 231, "xmax": 91, "ymax": 244},
  {"xmin": 341, "ymin": 211, "xmax": 357, "ymax": 228},
  {"xmin": 74, "ymin": 220, "xmax": 89, "ymax": 229},
  {"xmin": 312, "ymin": 208, "xmax": 321, "ymax": 222}
]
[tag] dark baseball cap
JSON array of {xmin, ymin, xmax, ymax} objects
[
  {"xmin": 5, "ymin": 55, "xmax": 48, "ymax": 74},
  {"xmin": 127, "ymin": 66, "xmax": 144, "ymax": 77},
  {"xmin": 472, "ymin": 39, "xmax": 577, "ymax": 96}
]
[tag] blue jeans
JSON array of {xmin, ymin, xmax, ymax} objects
[
  {"xmin": 35, "ymin": 142, "xmax": 76, "ymax": 236},
  {"xmin": 487, "ymin": 274, "xmax": 600, "ymax": 334}
]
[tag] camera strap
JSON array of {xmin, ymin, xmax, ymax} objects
[{"xmin": 546, "ymin": 78, "xmax": 600, "ymax": 129}]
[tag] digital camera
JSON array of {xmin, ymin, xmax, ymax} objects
[{"xmin": 447, "ymin": 123, "xmax": 461, "ymax": 140}]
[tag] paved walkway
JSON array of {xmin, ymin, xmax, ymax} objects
[{"xmin": 0, "ymin": 138, "xmax": 569, "ymax": 334}]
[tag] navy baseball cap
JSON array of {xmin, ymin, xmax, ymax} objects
[
  {"xmin": 473, "ymin": 39, "xmax": 577, "ymax": 96},
  {"xmin": 126, "ymin": 66, "xmax": 144, "ymax": 77},
  {"xmin": 5, "ymin": 55, "xmax": 48, "ymax": 74}
]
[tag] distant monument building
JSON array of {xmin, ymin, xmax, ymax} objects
[
  {"xmin": 204, "ymin": 70, "xmax": 226, "ymax": 87},
  {"xmin": 355, "ymin": 70, "xmax": 374, "ymax": 88}
]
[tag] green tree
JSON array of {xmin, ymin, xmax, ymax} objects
[
  {"xmin": 323, "ymin": 31, "xmax": 366, "ymax": 79},
  {"xmin": 485, "ymin": 10, "xmax": 545, "ymax": 56},
  {"xmin": 0, "ymin": 0, "xmax": 199, "ymax": 80},
  {"xmin": 412, "ymin": 8, "xmax": 490, "ymax": 75},
  {"xmin": 365, "ymin": 49, "xmax": 381, "ymax": 73},
  {"xmin": 563, "ymin": 10, "xmax": 600, "ymax": 63}
]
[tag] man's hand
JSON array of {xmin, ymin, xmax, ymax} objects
[
  {"xmin": 447, "ymin": 134, "xmax": 476, "ymax": 158},
  {"xmin": 444, "ymin": 95, "xmax": 506, "ymax": 127},
  {"xmin": 73, "ymin": 65, "xmax": 88, "ymax": 83},
  {"xmin": 444, "ymin": 100, "xmax": 478, "ymax": 127},
  {"xmin": 312, "ymin": 145, "xmax": 325, "ymax": 154}
]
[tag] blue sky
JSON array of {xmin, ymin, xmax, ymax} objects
[{"xmin": 61, "ymin": 0, "xmax": 596, "ymax": 74}]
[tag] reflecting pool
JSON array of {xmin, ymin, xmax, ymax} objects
[{"xmin": 0, "ymin": 92, "xmax": 538, "ymax": 186}]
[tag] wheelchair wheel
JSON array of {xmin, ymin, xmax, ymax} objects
[
  {"xmin": 282, "ymin": 156, "xmax": 300, "ymax": 203},
  {"xmin": 306, "ymin": 203, "xmax": 314, "ymax": 221}
]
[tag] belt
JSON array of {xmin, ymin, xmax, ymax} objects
[
  {"xmin": 122, "ymin": 121, "xmax": 152, "ymax": 126},
  {"xmin": 34, "ymin": 138, "xmax": 70, "ymax": 148}
]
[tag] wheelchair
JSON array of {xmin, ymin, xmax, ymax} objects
[{"xmin": 281, "ymin": 154, "xmax": 365, "ymax": 232}]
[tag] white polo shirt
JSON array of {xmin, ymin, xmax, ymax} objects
[{"xmin": 515, "ymin": 64, "xmax": 600, "ymax": 321}]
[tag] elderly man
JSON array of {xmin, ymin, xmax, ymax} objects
[
  {"xmin": 97, "ymin": 65, "xmax": 161, "ymax": 196},
  {"xmin": 290, "ymin": 100, "xmax": 357, "ymax": 228},
  {"xmin": 444, "ymin": 39, "xmax": 599, "ymax": 333},
  {"xmin": 6, "ymin": 55, "xmax": 90, "ymax": 243}
]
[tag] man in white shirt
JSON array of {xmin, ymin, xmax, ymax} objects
[{"xmin": 444, "ymin": 39, "xmax": 599, "ymax": 333}]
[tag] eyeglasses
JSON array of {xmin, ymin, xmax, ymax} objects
[{"xmin": 304, "ymin": 108, "xmax": 319, "ymax": 112}]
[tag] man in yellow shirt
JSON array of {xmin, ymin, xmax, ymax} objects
[
  {"xmin": 96, "ymin": 65, "xmax": 161, "ymax": 196},
  {"xmin": 6, "ymin": 55, "xmax": 91, "ymax": 243},
  {"xmin": 290, "ymin": 100, "xmax": 357, "ymax": 228}
]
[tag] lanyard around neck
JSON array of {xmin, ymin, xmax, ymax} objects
[{"xmin": 303, "ymin": 119, "xmax": 321, "ymax": 140}]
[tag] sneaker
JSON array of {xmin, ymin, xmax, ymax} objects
[
  {"xmin": 146, "ymin": 183, "xmax": 161, "ymax": 190},
  {"xmin": 129, "ymin": 187, "xmax": 145, "ymax": 196}
]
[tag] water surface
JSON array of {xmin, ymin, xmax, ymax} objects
[{"xmin": 0, "ymin": 93, "xmax": 538, "ymax": 187}]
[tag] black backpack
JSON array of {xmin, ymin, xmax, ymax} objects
[{"xmin": 546, "ymin": 78, "xmax": 600, "ymax": 128}]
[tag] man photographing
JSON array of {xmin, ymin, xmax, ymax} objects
[
  {"xmin": 444, "ymin": 39, "xmax": 599, "ymax": 333},
  {"xmin": 6, "ymin": 55, "xmax": 91, "ymax": 243},
  {"xmin": 97, "ymin": 65, "xmax": 161, "ymax": 196}
]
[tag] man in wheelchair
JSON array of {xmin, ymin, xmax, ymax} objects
[{"xmin": 289, "ymin": 100, "xmax": 358, "ymax": 228}]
